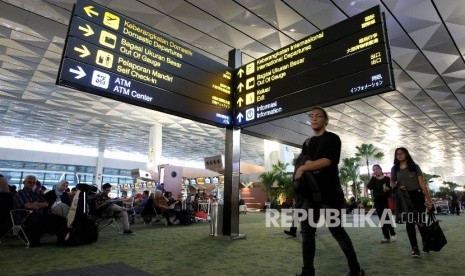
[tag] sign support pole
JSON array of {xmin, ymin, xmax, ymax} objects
[{"xmin": 222, "ymin": 49, "xmax": 244, "ymax": 239}]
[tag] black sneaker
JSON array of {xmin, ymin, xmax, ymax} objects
[
  {"xmin": 411, "ymin": 248, "xmax": 420, "ymax": 258},
  {"xmin": 422, "ymin": 242, "xmax": 430, "ymax": 253},
  {"xmin": 347, "ymin": 268, "xmax": 365, "ymax": 276},
  {"xmin": 284, "ymin": 230, "xmax": 297, "ymax": 237},
  {"xmin": 123, "ymin": 230, "xmax": 134, "ymax": 235}
]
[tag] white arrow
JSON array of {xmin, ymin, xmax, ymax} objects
[
  {"xmin": 236, "ymin": 112, "xmax": 244, "ymax": 123},
  {"xmin": 69, "ymin": 66, "xmax": 86, "ymax": 79}
]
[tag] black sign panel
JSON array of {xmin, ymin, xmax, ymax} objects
[
  {"xmin": 64, "ymin": 36, "xmax": 230, "ymax": 108},
  {"xmin": 59, "ymin": 58, "xmax": 231, "ymax": 126},
  {"xmin": 67, "ymin": 16, "xmax": 231, "ymax": 100},
  {"xmin": 233, "ymin": 5, "xmax": 395, "ymax": 127},
  {"xmin": 236, "ymin": 66, "xmax": 392, "ymax": 125},
  {"xmin": 73, "ymin": 0, "xmax": 229, "ymax": 76},
  {"xmin": 57, "ymin": 0, "xmax": 232, "ymax": 127}
]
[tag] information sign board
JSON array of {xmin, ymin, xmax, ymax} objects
[
  {"xmin": 57, "ymin": 0, "xmax": 232, "ymax": 126},
  {"xmin": 233, "ymin": 6, "xmax": 394, "ymax": 127}
]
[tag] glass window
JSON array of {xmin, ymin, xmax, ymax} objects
[
  {"xmin": 43, "ymin": 173, "xmax": 62, "ymax": 187},
  {"xmin": 1, "ymin": 171, "xmax": 22, "ymax": 186},
  {"xmin": 46, "ymin": 163, "xmax": 67, "ymax": 171},
  {"xmin": 77, "ymin": 173, "xmax": 93, "ymax": 184},
  {"xmin": 102, "ymin": 176, "xmax": 119, "ymax": 184},
  {"xmin": 119, "ymin": 169, "xmax": 131, "ymax": 176},
  {"xmin": 64, "ymin": 173, "xmax": 76, "ymax": 186},
  {"xmin": 103, "ymin": 168, "xmax": 119, "ymax": 175},
  {"xmin": 0, "ymin": 160, "xmax": 24, "ymax": 168},
  {"xmin": 24, "ymin": 162, "xmax": 46, "ymax": 170}
]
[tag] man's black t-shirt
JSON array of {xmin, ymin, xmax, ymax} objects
[{"xmin": 301, "ymin": 131, "xmax": 344, "ymax": 206}]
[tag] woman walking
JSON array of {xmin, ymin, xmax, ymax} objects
[
  {"xmin": 367, "ymin": 164, "xmax": 396, "ymax": 243},
  {"xmin": 390, "ymin": 147, "xmax": 433, "ymax": 257}
]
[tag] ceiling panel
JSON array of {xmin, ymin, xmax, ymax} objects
[{"xmin": 0, "ymin": 0, "xmax": 464, "ymax": 183}]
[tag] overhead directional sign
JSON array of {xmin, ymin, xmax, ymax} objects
[
  {"xmin": 57, "ymin": 0, "xmax": 232, "ymax": 127},
  {"xmin": 233, "ymin": 5, "xmax": 395, "ymax": 127},
  {"xmin": 57, "ymin": 1, "xmax": 393, "ymax": 129},
  {"xmin": 60, "ymin": 58, "xmax": 231, "ymax": 125}
]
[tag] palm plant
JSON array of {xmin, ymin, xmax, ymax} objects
[
  {"xmin": 259, "ymin": 160, "xmax": 293, "ymax": 201},
  {"xmin": 423, "ymin": 173, "xmax": 440, "ymax": 188},
  {"xmin": 339, "ymin": 157, "xmax": 361, "ymax": 200},
  {"xmin": 355, "ymin": 143, "xmax": 384, "ymax": 197},
  {"xmin": 339, "ymin": 169, "xmax": 351, "ymax": 197},
  {"xmin": 443, "ymin": 181, "xmax": 459, "ymax": 191}
]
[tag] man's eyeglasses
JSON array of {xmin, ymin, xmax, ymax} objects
[{"xmin": 309, "ymin": 114, "xmax": 325, "ymax": 119}]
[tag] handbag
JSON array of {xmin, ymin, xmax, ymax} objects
[
  {"xmin": 387, "ymin": 195, "xmax": 395, "ymax": 211},
  {"xmin": 425, "ymin": 212, "xmax": 447, "ymax": 252}
]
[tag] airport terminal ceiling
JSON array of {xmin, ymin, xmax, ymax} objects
[{"xmin": 1, "ymin": 0, "xmax": 465, "ymax": 183}]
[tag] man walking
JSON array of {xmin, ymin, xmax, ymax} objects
[{"xmin": 294, "ymin": 107, "xmax": 364, "ymax": 276}]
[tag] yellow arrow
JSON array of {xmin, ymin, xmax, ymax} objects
[
  {"xmin": 237, "ymin": 82, "xmax": 244, "ymax": 93},
  {"xmin": 78, "ymin": 24, "xmax": 94, "ymax": 37},
  {"xmin": 74, "ymin": 45, "xmax": 91, "ymax": 58},
  {"xmin": 84, "ymin": 6, "xmax": 99, "ymax": 17},
  {"xmin": 237, "ymin": 68, "xmax": 244, "ymax": 78},
  {"xmin": 236, "ymin": 97, "xmax": 244, "ymax": 107}
]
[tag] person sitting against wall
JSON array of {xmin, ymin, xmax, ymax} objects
[
  {"xmin": 94, "ymin": 183, "xmax": 134, "ymax": 235},
  {"xmin": 153, "ymin": 190, "xmax": 179, "ymax": 226},
  {"xmin": 14, "ymin": 175, "xmax": 67, "ymax": 247}
]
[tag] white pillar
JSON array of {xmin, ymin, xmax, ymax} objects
[
  {"xmin": 279, "ymin": 144, "xmax": 294, "ymax": 172},
  {"xmin": 264, "ymin": 140, "xmax": 279, "ymax": 171},
  {"xmin": 147, "ymin": 123, "xmax": 162, "ymax": 171},
  {"xmin": 93, "ymin": 150, "xmax": 104, "ymax": 189},
  {"xmin": 264, "ymin": 140, "xmax": 295, "ymax": 172}
]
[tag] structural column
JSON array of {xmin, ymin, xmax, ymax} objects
[
  {"xmin": 147, "ymin": 123, "xmax": 162, "ymax": 172},
  {"xmin": 93, "ymin": 149, "xmax": 104, "ymax": 189},
  {"xmin": 223, "ymin": 49, "xmax": 242, "ymax": 237},
  {"xmin": 264, "ymin": 141, "xmax": 294, "ymax": 172}
]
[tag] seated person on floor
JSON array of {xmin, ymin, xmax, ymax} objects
[
  {"xmin": 153, "ymin": 190, "xmax": 179, "ymax": 226},
  {"xmin": 14, "ymin": 175, "xmax": 67, "ymax": 247},
  {"xmin": 94, "ymin": 183, "xmax": 133, "ymax": 235},
  {"xmin": 43, "ymin": 180, "xmax": 71, "ymax": 218}
]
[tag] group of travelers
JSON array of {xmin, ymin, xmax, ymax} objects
[
  {"xmin": 0, "ymin": 175, "xmax": 188, "ymax": 246},
  {"xmin": 0, "ymin": 106, "xmax": 457, "ymax": 275},
  {"xmin": 290, "ymin": 107, "xmax": 443, "ymax": 276}
]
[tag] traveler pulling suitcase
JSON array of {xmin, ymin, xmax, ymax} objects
[{"xmin": 58, "ymin": 184, "xmax": 98, "ymax": 246}]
